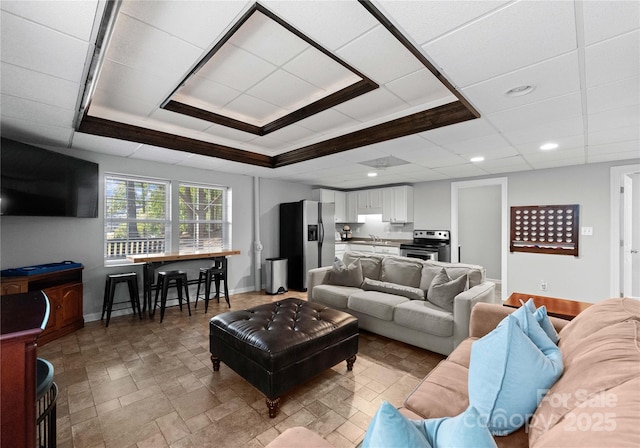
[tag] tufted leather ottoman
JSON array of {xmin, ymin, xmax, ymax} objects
[{"xmin": 209, "ymin": 298, "xmax": 358, "ymax": 417}]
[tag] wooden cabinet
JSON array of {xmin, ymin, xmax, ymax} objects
[
  {"xmin": 1, "ymin": 268, "xmax": 84, "ymax": 345},
  {"xmin": 382, "ymin": 186, "xmax": 414, "ymax": 223}
]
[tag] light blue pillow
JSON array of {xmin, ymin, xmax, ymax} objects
[
  {"xmin": 469, "ymin": 315, "xmax": 563, "ymax": 435},
  {"xmin": 362, "ymin": 401, "xmax": 430, "ymax": 448},
  {"xmin": 419, "ymin": 405, "xmax": 497, "ymax": 448},
  {"xmin": 521, "ymin": 298, "xmax": 560, "ymax": 344}
]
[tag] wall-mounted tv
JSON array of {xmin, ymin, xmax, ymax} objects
[{"xmin": 1, "ymin": 138, "xmax": 99, "ymax": 218}]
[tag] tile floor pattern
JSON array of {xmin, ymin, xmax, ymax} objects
[{"xmin": 39, "ymin": 291, "xmax": 445, "ymax": 448}]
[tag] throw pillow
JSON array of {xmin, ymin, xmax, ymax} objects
[
  {"xmin": 363, "ymin": 402, "xmax": 497, "ymax": 448},
  {"xmin": 468, "ymin": 314, "xmax": 564, "ymax": 435},
  {"xmin": 420, "ymin": 405, "xmax": 497, "ymax": 448},
  {"xmin": 328, "ymin": 257, "xmax": 363, "ymax": 287},
  {"xmin": 521, "ymin": 298, "xmax": 560, "ymax": 344},
  {"xmin": 362, "ymin": 401, "xmax": 430, "ymax": 448},
  {"xmin": 380, "ymin": 257, "xmax": 423, "ymax": 288},
  {"xmin": 426, "ymin": 268, "xmax": 467, "ymax": 312},
  {"xmin": 362, "ymin": 278, "xmax": 425, "ymax": 300},
  {"xmin": 508, "ymin": 304, "xmax": 560, "ymax": 349}
]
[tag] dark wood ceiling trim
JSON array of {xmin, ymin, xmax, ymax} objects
[
  {"xmin": 161, "ymin": 2, "xmax": 379, "ymax": 134},
  {"xmin": 78, "ymin": 115, "xmax": 272, "ymax": 167},
  {"xmin": 358, "ymin": 0, "xmax": 481, "ymax": 119},
  {"xmin": 163, "ymin": 101, "xmax": 263, "ymax": 135},
  {"xmin": 272, "ymin": 101, "xmax": 475, "ymax": 168}
]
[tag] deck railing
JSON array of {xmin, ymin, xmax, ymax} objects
[{"xmin": 105, "ymin": 238, "xmax": 165, "ymax": 259}]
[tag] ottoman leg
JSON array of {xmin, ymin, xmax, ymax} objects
[
  {"xmin": 266, "ymin": 397, "xmax": 281, "ymax": 418},
  {"xmin": 211, "ymin": 355, "xmax": 220, "ymax": 371},
  {"xmin": 346, "ymin": 354, "xmax": 357, "ymax": 371}
]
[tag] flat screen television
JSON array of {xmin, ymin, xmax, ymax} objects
[{"xmin": 1, "ymin": 138, "xmax": 99, "ymax": 217}]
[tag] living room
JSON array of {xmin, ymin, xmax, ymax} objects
[{"xmin": 1, "ymin": 1, "xmax": 639, "ymax": 447}]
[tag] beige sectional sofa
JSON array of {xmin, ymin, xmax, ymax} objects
[
  {"xmin": 307, "ymin": 252, "xmax": 497, "ymax": 356},
  {"xmin": 267, "ymin": 297, "xmax": 640, "ymax": 448}
]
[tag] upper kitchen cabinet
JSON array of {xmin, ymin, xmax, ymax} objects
[
  {"xmin": 382, "ymin": 186, "xmax": 414, "ymax": 223},
  {"xmin": 334, "ymin": 191, "xmax": 347, "ymax": 223},
  {"xmin": 313, "ymin": 189, "xmax": 347, "ymax": 222},
  {"xmin": 312, "ymin": 188, "xmax": 335, "ymax": 203},
  {"xmin": 356, "ymin": 189, "xmax": 383, "ymax": 214},
  {"xmin": 345, "ymin": 191, "xmax": 359, "ymax": 223}
]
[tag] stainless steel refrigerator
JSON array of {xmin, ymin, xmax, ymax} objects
[{"xmin": 279, "ymin": 200, "xmax": 335, "ymax": 291}]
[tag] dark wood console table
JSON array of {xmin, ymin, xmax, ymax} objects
[
  {"xmin": 504, "ymin": 292, "xmax": 592, "ymax": 320},
  {"xmin": 1, "ymin": 267, "xmax": 84, "ymax": 344},
  {"xmin": 1, "ymin": 291, "xmax": 49, "ymax": 448}
]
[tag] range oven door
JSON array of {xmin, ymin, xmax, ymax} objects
[{"xmin": 400, "ymin": 248, "xmax": 438, "ymax": 261}]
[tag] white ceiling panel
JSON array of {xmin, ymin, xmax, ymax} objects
[
  {"xmin": 439, "ymin": 133, "xmax": 514, "ymax": 156},
  {"xmin": 488, "ymin": 93, "xmax": 583, "ymax": 134},
  {"xmin": 148, "ymin": 109, "xmax": 213, "ymax": 133},
  {"xmin": 0, "ymin": 12, "xmax": 89, "ymax": 83},
  {"xmin": 263, "ymin": 1, "xmax": 379, "ymax": 52},
  {"xmin": 588, "ymin": 105, "xmax": 640, "ymax": 135},
  {"xmin": 247, "ymin": 70, "xmax": 319, "ymax": 109},
  {"xmin": 433, "ymin": 163, "xmax": 488, "ymax": 178},
  {"xmin": 176, "ymin": 154, "xmax": 234, "ymax": 171},
  {"xmin": 173, "ymin": 76, "xmax": 241, "ymax": 110},
  {"xmin": 377, "ymin": 0, "xmax": 510, "ymax": 46},
  {"xmin": 421, "ymin": 118, "xmax": 498, "ymax": 146},
  {"xmin": 0, "ymin": 62, "xmax": 79, "ymax": 110},
  {"xmin": 1, "ymin": 0, "xmax": 99, "ymax": 41},
  {"xmin": 295, "ymin": 108, "xmax": 360, "ymax": 133},
  {"xmin": 201, "ymin": 123, "xmax": 259, "ymax": 143},
  {"xmin": 284, "ymin": 48, "xmax": 359, "ymax": 90},
  {"xmin": 523, "ymin": 147, "xmax": 586, "ymax": 169},
  {"xmin": 333, "ymin": 87, "xmax": 407, "ymax": 122},
  {"xmin": 105, "ymin": 14, "xmax": 203, "ymax": 79},
  {"xmin": 585, "ymin": 30, "xmax": 640, "ymax": 88},
  {"xmin": 582, "ymin": 0, "xmax": 640, "ymax": 45},
  {"xmin": 587, "ymin": 76, "xmax": 640, "ymax": 115},
  {"xmin": 130, "ymin": 145, "xmax": 192, "ymax": 164},
  {"xmin": 423, "ymin": 1, "xmax": 577, "ymax": 87},
  {"xmin": 223, "ymin": 94, "xmax": 287, "ymax": 124},
  {"xmin": 588, "ymin": 141, "xmax": 640, "ymax": 163},
  {"xmin": 501, "ymin": 116, "xmax": 584, "ymax": 146},
  {"xmin": 513, "ymin": 134, "xmax": 585, "ymax": 155},
  {"xmin": 463, "ymin": 52, "xmax": 580, "ymax": 115},
  {"xmin": 0, "ymin": 115, "xmax": 73, "ymax": 146},
  {"xmin": 336, "ymin": 25, "xmax": 424, "ymax": 84},
  {"xmin": 72, "ymin": 133, "xmax": 141, "ymax": 157},
  {"xmin": 0, "ymin": 94, "xmax": 74, "ymax": 128},
  {"xmin": 91, "ymin": 87, "xmax": 157, "ymax": 118},
  {"xmin": 386, "ymin": 68, "xmax": 454, "ymax": 106},
  {"xmin": 120, "ymin": 1, "xmax": 250, "ymax": 50},
  {"xmin": 589, "ymin": 126, "xmax": 640, "ymax": 147},
  {"xmin": 478, "ymin": 155, "xmax": 531, "ymax": 172}
]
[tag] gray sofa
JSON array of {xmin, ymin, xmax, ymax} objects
[{"xmin": 307, "ymin": 252, "xmax": 497, "ymax": 356}]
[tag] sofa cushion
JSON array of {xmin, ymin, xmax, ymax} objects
[
  {"xmin": 380, "ymin": 257, "xmax": 423, "ymax": 288},
  {"xmin": 468, "ymin": 314, "xmax": 563, "ymax": 435},
  {"xmin": 328, "ymin": 258, "xmax": 363, "ymax": 287},
  {"xmin": 404, "ymin": 360, "xmax": 469, "ymax": 418},
  {"xmin": 312, "ymin": 284, "xmax": 361, "ymax": 309},
  {"xmin": 420, "ymin": 260, "xmax": 485, "ymax": 289},
  {"xmin": 426, "ymin": 268, "xmax": 467, "ymax": 312},
  {"xmin": 362, "ymin": 277, "xmax": 425, "ymax": 300},
  {"xmin": 344, "ymin": 252, "xmax": 383, "ymax": 280},
  {"xmin": 393, "ymin": 300, "xmax": 454, "ymax": 337},
  {"xmin": 529, "ymin": 304, "xmax": 640, "ymax": 445},
  {"xmin": 348, "ymin": 291, "xmax": 409, "ymax": 321}
]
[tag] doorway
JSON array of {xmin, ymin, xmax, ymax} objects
[
  {"xmin": 451, "ymin": 177, "xmax": 508, "ymax": 299},
  {"xmin": 610, "ymin": 164, "xmax": 640, "ymax": 299}
]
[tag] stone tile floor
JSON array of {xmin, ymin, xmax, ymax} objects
[{"xmin": 39, "ymin": 291, "xmax": 445, "ymax": 448}]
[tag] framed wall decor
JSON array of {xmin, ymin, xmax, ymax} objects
[{"xmin": 510, "ymin": 204, "xmax": 579, "ymax": 256}]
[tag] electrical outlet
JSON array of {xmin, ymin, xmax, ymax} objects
[
  {"xmin": 581, "ymin": 226, "xmax": 593, "ymax": 236},
  {"xmin": 540, "ymin": 280, "xmax": 548, "ymax": 292}
]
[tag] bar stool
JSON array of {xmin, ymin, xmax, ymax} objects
[
  {"xmin": 153, "ymin": 270, "xmax": 191, "ymax": 323},
  {"xmin": 101, "ymin": 272, "xmax": 142, "ymax": 327},
  {"xmin": 195, "ymin": 257, "xmax": 230, "ymax": 312}
]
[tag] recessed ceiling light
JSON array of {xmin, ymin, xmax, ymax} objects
[
  {"xmin": 540, "ymin": 142, "xmax": 559, "ymax": 151},
  {"xmin": 505, "ymin": 85, "xmax": 535, "ymax": 97},
  {"xmin": 367, "ymin": 172, "xmax": 378, "ymax": 177},
  {"xmin": 470, "ymin": 156, "xmax": 485, "ymax": 163}
]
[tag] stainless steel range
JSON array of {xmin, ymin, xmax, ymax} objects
[{"xmin": 400, "ymin": 230, "xmax": 451, "ymax": 262}]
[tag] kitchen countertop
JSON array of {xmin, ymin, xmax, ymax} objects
[{"xmin": 335, "ymin": 239, "xmax": 410, "ymax": 247}]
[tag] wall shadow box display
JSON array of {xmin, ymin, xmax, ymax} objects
[{"xmin": 510, "ymin": 204, "xmax": 579, "ymax": 256}]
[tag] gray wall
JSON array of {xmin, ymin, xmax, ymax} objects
[
  {"xmin": 411, "ymin": 159, "xmax": 640, "ymax": 302},
  {"xmin": 0, "ymin": 148, "xmax": 305, "ymax": 319}
]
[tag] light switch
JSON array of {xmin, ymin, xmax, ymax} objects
[{"xmin": 581, "ymin": 226, "xmax": 593, "ymax": 236}]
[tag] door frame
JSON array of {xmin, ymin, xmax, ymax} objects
[
  {"xmin": 609, "ymin": 164, "xmax": 640, "ymax": 298},
  {"xmin": 451, "ymin": 177, "xmax": 508, "ymax": 298}
]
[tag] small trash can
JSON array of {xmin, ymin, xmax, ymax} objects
[
  {"xmin": 36, "ymin": 357, "xmax": 57, "ymax": 448},
  {"xmin": 265, "ymin": 258, "xmax": 288, "ymax": 295}
]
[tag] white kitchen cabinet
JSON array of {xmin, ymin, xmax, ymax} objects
[
  {"xmin": 345, "ymin": 191, "xmax": 358, "ymax": 222},
  {"xmin": 334, "ymin": 191, "xmax": 347, "ymax": 222},
  {"xmin": 374, "ymin": 245, "xmax": 400, "ymax": 256},
  {"xmin": 350, "ymin": 244, "xmax": 375, "ymax": 253},
  {"xmin": 356, "ymin": 189, "xmax": 383, "ymax": 214},
  {"xmin": 312, "ymin": 188, "xmax": 335, "ymax": 203},
  {"xmin": 382, "ymin": 186, "xmax": 414, "ymax": 223}
]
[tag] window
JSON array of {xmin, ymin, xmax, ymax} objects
[
  {"xmin": 104, "ymin": 174, "xmax": 170, "ymax": 262},
  {"xmin": 178, "ymin": 183, "xmax": 231, "ymax": 253}
]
